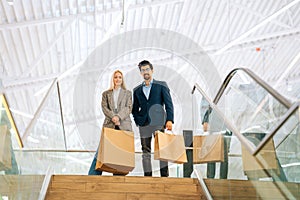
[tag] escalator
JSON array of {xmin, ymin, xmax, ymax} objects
[{"xmin": 191, "ymin": 68, "xmax": 299, "ymax": 199}]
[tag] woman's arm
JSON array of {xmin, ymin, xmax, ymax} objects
[{"xmin": 101, "ymin": 91, "xmax": 115, "ymax": 119}]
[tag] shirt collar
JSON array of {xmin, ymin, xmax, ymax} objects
[{"xmin": 142, "ymin": 79, "xmax": 153, "ymax": 86}]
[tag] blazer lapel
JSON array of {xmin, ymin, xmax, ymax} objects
[
  {"xmin": 117, "ymin": 89, "xmax": 125, "ymax": 108},
  {"xmin": 139, "ymin": 84, "xmax": 148, "ymax": 100},
  {"xmin": 147, "ymin": 80, "xmax": 156, "ymax": 100},
  {"xmin": 107, "ymin": 90, "xmax": 114, "ymax": 110}
]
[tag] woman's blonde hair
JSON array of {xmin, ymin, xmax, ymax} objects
[{"xmin": 109, "ymin": 70, "xmax": 127, "ymax": 90}]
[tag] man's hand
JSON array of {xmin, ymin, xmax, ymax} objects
[
  {"xmin": 203, "ymin": 122, "xmax": 209, "ymax": 132},
  {"xmin": 165, "ymin": 121, "xmax": 173, "ymax": 130}
]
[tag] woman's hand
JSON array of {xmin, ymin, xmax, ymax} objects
[{"xmin": 112, "ymin": 116, "xmax": 120, "ymax": 125}]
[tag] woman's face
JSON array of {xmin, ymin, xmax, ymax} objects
[{"xmin": 113, "ymin": 72, "xmax": 123, "ymax": 88}]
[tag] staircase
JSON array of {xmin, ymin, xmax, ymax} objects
[
  {"xmin": 45, "ymin": 175, "xmax": 204, "ymax": 200},
  {"xmin": 1, "ymin": 175, "xmax": 299, "ymax": 199}
]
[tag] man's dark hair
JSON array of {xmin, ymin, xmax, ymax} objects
[{"xmin": 138, "ymin": 60, "xmax": 153, "ymax": 71}]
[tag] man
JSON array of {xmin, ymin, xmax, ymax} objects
[{"xmin": 132, "ymin": 60, "xmax": 174, "ymax": 177}]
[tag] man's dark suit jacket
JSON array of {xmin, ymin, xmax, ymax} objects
[{"xmin": 132, "ymin": 79, "xmax": 174, "ymax": 127}]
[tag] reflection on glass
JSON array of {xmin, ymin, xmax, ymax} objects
[
  {"xmin": 192, "ymin": 69, "xmax": 299, "ymax": 199},
  {"xmin": 217, "ymin": 70, "xmax": 288, "ymax": 150},
  {"xmin": 275, "ymin": 109, "xmax": 300, "ymax": 183},
  {"xmin": 0, "ymin": 94, "xmax": 19, "ymax": 174},
  {"xmin": 193, "ymin": 94, "xmax": 233, "ymax": 180},
  {"xmin": 22, "ymin": 87, "xmax": 65, "ymax": 150}
]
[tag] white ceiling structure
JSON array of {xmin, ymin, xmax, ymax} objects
[{"xmin": 0, "ymin": 0, "xmax": 300, "ymax": 151}]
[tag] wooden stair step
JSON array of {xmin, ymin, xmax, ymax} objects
[
  {"xmin": 46, "ymin": 175, "xmax": 300, "ymax": 200},
  {"xmin": 84, "ymin": 182, "xmax": 200, "ymax": 194},
  {"xmin": 46, "ymin": 192, "xmax": 203, "ymax": 200},
  {"xmin": 49, "ymin": 176, "xmax": 201, "ymax": 194},
  {"xmin": 51, "ymin": 175, "xmax": 198, "ymax": 184},
  {"xmin": 46, "ymin": 175, "xmax": 202, "ymax": 200},
  {"xmin": 1, "ymin": 175, "xmax": 298, "ymax": 200}
]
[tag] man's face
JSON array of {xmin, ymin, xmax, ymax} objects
[{"xmin": 140, "ymin": 65, "xmax": 153, "ymax": 81}]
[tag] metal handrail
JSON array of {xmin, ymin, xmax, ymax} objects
[
  {"xmin": 213, "ymin": 68, "xmax": 292, "ymax": 108},
  {"xmin": 192, "ymin": 82, "xmax": 255, "ymax": 154},
  {"xmin": 254, "ymin": 101, "xmax": 299, "ymax": 155},
  {"xmin": 193, "ymin": 67, "xmax": 296, "ymax": 155},
  {"xmin": 192, "ymin": 69, "xmax": 299, "ymax": 198}
]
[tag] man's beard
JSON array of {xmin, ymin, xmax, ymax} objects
[{"xmin": 143, "ymin": 74, "xmax": 150, "ymax": 80}]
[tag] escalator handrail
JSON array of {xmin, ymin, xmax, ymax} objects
[
  {"xmin": 192, "ymin": 67, "xmax": 297, "ymax": 155},
  {"xmin": 213, "ymin": 68, "xmax": 292, "ymax": 109},
  {"xmin": 192, "ymin": 83, "xmax": 256, "ymax": 154}
]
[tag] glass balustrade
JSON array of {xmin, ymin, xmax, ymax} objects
[
  {"xmin": 1, "ymin": 67, "xmax": 299, "ymax": 200},
  {"xmin": 191, "ymin": 68, "xmax": 299, "ymax": 199}
]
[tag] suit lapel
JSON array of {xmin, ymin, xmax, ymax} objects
[
  {"xmin": 117, "ymin": 89, "xmax": 125, "ymax": 108},
  {"xmin": 107, "ymin": 90, "xmax": 114, "ymax": 109},
  {"xmin": 139, "ymin": 84, "xmax": 148, "ymax": 100},
  {"xmin": 148, "ymin": 80, "xmax": 156, "ymax": 100},
  {"xmin": 139, "ymin": 80, "xmax": 156, "ymax": 101}
]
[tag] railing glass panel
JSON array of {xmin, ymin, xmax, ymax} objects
[
  {"xmin": 274, "ymin": 107, "xmax": 300, "ymax": 183},
  {"xmin": 192, "ymin": 85, "xmax": 299, "ymax": 199},
  {"xmin": 192, "ymin": 67, "xmax": 299, "ymax": 199},
  {"xmin": 216, "ymin": 69, "xmax": 291, "ymax": 154}
]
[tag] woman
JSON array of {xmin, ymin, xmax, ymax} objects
[{"xmin": 88, "ymin": 70, "xmax": 133, "ymax": 175}]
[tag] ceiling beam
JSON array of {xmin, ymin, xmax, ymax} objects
[
  {"xmin": 3, "ymin": 27, "xmax": 300, "ymax": 89},
  {"xmin": 0, "ymin": 0, "xmax": 183, "ymax": 30},
  {"xmin": 215, "ymin": 0, "xmax": 300, "ymax": 55},
  {"xmin": 274, "ymin": 50, "xmax": 300, "ymax": 89},
  {"xmin": 0, "ymin": 15, "xmax": 75, "ymax": 30},
  {"xmin": 205, "ymin": 28, "xmax": 300, "ymax": 53},
  {"xmin": 1, "ymin": 0, "xmax": 14, "ymax": 23},
  {"xmin": 21, "ymin": 17, "xmax": 76, "ymax": 77},
  {"xmin": 231, "ymin": 2, "xmax": 292, "ymax": 29}
]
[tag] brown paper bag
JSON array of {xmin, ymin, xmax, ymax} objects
[
  {"xmin": 241, "ymin": 139, "xmax": 278, "ymax": 172},
  {"xmin": 154, "ymin": 131, "xmax": 187, "ymax": 164},
  {"xmin": 0, "ymin": 125, "xmax": 12, "ymax": 171},
  {"xmin": 193, "ymin": 134, "xmax": 224, "ymax": 163},
  {"xmin": 95, "ymin": 127, "xmax": 135, "ymax": 175}
]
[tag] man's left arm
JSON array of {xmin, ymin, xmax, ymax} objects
[{"xmin": 161, "ymin": 82, "xmax": 174, "ymax": 124}]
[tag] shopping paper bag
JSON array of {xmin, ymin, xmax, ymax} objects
[
  {"xmin": 154, "ymin": 131, "xmax": 187, "ymax": 164},
  {"xmin": 193, "ymin": 134, "xmax": 224, "ymax": 163},
  {"xmin": 95, "ymin": 127, "xmax": 135, "ymax": 175},
  {"xmin": 0, "ymin": 125, "xmax": 12, "ymax": 171},
  {"xmin": 241, "ymin": 139, "xmax": 278, "ymax": 172}
]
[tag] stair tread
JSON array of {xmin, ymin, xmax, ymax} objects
[
  {"xmin": 50, "ymin": 176, "xmax": 201, "ymax": 195},
  {"xmin": 45, "ymin": 175, "xmax": 300, "ymax": 200},
  {"xmin": 46, "ymin": 191, "xmax": 202, "ymax": 200},
  {"xmin": 51, "ymin": 175, "xmax": 198, "ymax": 184}
]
